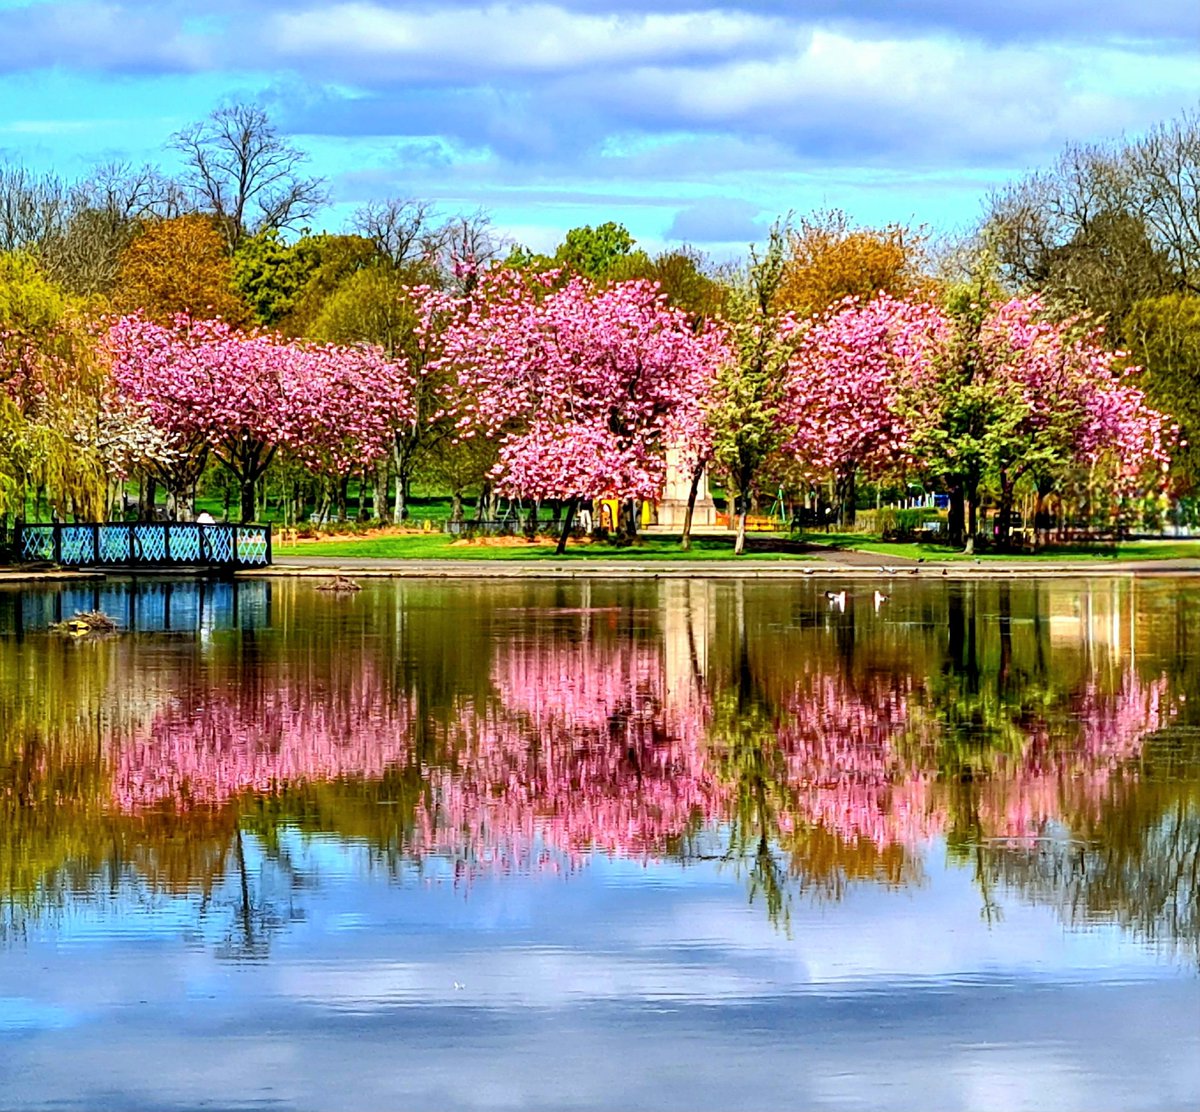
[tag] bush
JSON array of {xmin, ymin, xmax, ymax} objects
[{"xmin": 879, "ymin": 507, "xmax": 937, "ymax": 541}]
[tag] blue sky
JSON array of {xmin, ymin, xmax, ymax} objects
[{"xmin": 0, "ymin": 0, "xmax": 1197, "ymax": 255}]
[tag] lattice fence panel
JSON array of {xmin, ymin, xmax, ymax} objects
[
  {"xmin": 134, "ymin": 524, "xmax": 167, "ymax": 563},
  {"xmin": 169, "ymin": 526, "xmax": 202, "ymax": 563},
  {"xmin": 98, "ymin": 528, "xmax": 132, "ymax": 564},
  {"xmin": 204, "ymin": 528, "xmax": 234, "ymax": 564},
  {"xmin": 20, "ymin": 527, "xmax": 54, "ymax": 561},
  {"xmin": 58, "ymin": 527, "xmax": 95, "ymax": 565},
  {"xmin": 236, "ymin": 527, "xmax": 270, "ymax": 566}
]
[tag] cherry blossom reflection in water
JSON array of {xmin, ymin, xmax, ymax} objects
[{"xmin": 0, "ymin": 577, "xmax": 1196, "ymax": 1111}]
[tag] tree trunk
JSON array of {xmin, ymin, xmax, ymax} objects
[
  {"xmin": 392, "ymin": 441, "xmax": 409, "ymax": 522},
  {"xmin": 837, "ymin": 469, "xmax": 857, "ymax": 528},
  {"xmin": 948, "ymin": 486, "xmax": 965, "ymax": 547},
  {"xmin": 240, "ymin": 476, "xmax": 257, "ymax": 523},
  {"xmin": 373, "ymin": 462, "xmax": 390, "ymax": 523},
  {"xmin": 617, "ymin": 498, "xmax": 638, "ymax": 545},
  {"xmin": 335, "ymin": 476, "xmax": 349, "ymax": 522},
  {"xmin": 997, "ymin": 473, "xmax": 1014, "ymax": 548},
  {"xmin": 474, "ymin": 483, "xmax": 490, "ymax": 523},
  {"xmin": 172, "ymin": 486, "xmax": 193, "ymax": 522},
  {"xmin": 734, "ymin": 508, "xmax": 748, "ymax": 555},
  {"xmin": 393, "ymin": 474, "xmax": 407, "ymax": 523},
  {"xmin": 964, "ymin": 481, "xmax": 978, "ymax": 555},
  {"xmin": 450, "ymin": 490, "xmax": 464, "ymax": 524},
  {"xmin": 521, "ymin": 499, "xmax": 538, "ymax": 538},
  {"xmin": 556, "ymin": 496, "xmax": 579, "ymax": 555},
  {"xmin": 140, "ymin": 476, "xmax": 158, "ymax": 522},
  {"xmin": 356, "ymin": 470, "xmax": 370, "ymax": 522},
  {"xmin": 680, "ymin": 466, "xmax": 703, "ymax": 551}
]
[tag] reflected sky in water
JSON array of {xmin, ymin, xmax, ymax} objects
[{"xmin": 0, "ymin": 577, "xmax": 1197, "ymax": 1110}]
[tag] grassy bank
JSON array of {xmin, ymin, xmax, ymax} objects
[
  {"xmin": 276, "ymin": 533, "xmax": 812, "ymax": 561},
  {"xmin": 279, "ymin": 529, "xmax": 1200, "ymax": 563}
]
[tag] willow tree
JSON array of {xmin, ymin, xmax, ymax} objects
[{"xmin": 0, "ymin": 253, "xmax": 111, "ymax": 527}]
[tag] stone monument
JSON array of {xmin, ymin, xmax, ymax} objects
[{"xmin": 654, "ymin": 445, "xmax": 719, "ymax": 528}]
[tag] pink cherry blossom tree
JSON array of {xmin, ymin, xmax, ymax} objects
[
  {"xmin": 972, "ymin": 298, "xmax": 1171, "ymax": 542},
  {"xmin": 783, "ymin": 293, "xmax": 948, "ymax": 526},
  {"xmin": 107, "ymin": 313, "xmax": 412, "ymax": 522},
  {"xmin": 441, "ymin": 269, "xmax": 726, "ymax": 551},
  {"xmin": 285, "ymin": 341, "xmax": 412, "ymax": 521}
]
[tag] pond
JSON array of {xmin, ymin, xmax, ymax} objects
[{"xmin": 0, "ymin": 576, "xmax": 1197, "ymax": 1111}]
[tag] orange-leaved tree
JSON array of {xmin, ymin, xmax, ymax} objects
[
  {"xmin": 776, "ymin": 209, "xmax": 927, "ymax": 318},
  {"xmin": 113, "ymin": 214, "xmax": 249, "ymax": 323}
]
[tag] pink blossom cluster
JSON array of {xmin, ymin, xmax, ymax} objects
[
  {"xmin": 438, "ymin": 269, "xmax": 729, "ymax": 501},
  {"xmin": 104, "ymin": 313, "xmax": 412, "ymax": 483},
  {"xmin": 784, "ymin": 294, "xmax": 948, "ymax": 483},
  {"xmin": 782, "ymin": 293, "xmax": 1172, "ymax": 494}
]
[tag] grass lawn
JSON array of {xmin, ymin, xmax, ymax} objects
[
  {"xmin": 192, "ymin": 491, "xmax": 459, "ymax": 526},
  {"xmin": 278, "ymin": 529, "xmax": 1200, "ymax": 562},
  {"xmin": 277, "ymin": 533, "xmax": 814, "ymax": 560}
]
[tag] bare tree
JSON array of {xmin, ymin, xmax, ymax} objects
[
  {"xmin": 983, "ymin": 108, "xmax": 1200, "ymax": 322},
  {"xmin": 1128, "ymin": 110, "xmax": 1200, "ymax": 293},
  {"xmin": 984, "ymin": 138, "xmax": 1175, "ymax": 322},
  {"xmin": 351, "ymin": 197, "xmax": 442, "ymax": 267},
  {"xmin": 170, "ymin": 103, "xmax": 327, "ymax": 251},
  {"xmin": 43, "ymin": 162, "xmax": 187, "ymax": 296},
  {"xmin": 437, "ymin": 208, "xmax": 506, "ymax": 291},
  {"xmin": 0, "ymin": 163, "xmax": 67, "ymax": 253}
]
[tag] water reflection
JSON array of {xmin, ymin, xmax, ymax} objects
[
  {"xmin": 1, "ymin": 576, "xmax": 1196, "ymax": 970},
  {"xmin": 0, "ymin": 577, "xmax": 269, "ymax": 636}
]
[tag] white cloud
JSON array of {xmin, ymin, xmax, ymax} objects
[{"xmin": 271, "ymin": 3, "xmax": 797, "ymax": 76}]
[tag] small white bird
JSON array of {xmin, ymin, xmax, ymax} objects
[
  {"xmin": 825, "ymin": 590, "xmax": 846, "ymax": 609},
  {"xmin": 453, "ymin": 982, "xmax": 465, "ymax": 991},
  {"xmin": 879, "ymin": 566, "xmax": 898, "ymax": 576},
  {"xmin": 874, "ymin": 590, "xmax": 889, "ymax": 611}
]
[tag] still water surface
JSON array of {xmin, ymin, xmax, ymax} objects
[{"xmin": 0, "ymin": 576, "xmax": 1197, "ymax": 1110}]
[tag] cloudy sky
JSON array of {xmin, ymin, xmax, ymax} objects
[{"xmin": 0, "ymin": 0, "xmax": 1197, "ymax": 253}]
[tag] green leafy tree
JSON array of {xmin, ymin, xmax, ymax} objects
[
  {"xmin": 311, "ymin": 271, "xmax": 457, "ymax": 522},
  {"xmin": 1125, "ymin": 294, "xmax": 1200, "ymax": 496},
  {"xmin": 608, "ymin": 246, "xmax": 729, "ymax": 320},
  {"xmin": 232, "ymin": 231, "xmax": 380, "ymax": 331},
  {"xmin": 0, "ymin": 254, "xmax": 112, "ymax": 526},
  {"xmin": 554, "ymin": 221, "xmax": 635, "ymax": 279},
  {"xmin": 707, "ymin": 224, "xmax": 795, "ymax": 555}
]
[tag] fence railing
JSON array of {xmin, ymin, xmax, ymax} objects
[
  {"xmin": 444, "ymin": 518, "xmax": 522, "ymax": 537},
  {"xmin": 14, "ymin": 522, "xmax": 272, "ymax": 570}
]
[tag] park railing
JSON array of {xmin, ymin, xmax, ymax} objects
[
  {"xmin": 14, "ymin": 522, "xmax": 272, "ymax": 570},
  {"xmin": 445, "ymin": 518, "xmax": 521, "ymax": 537}
]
